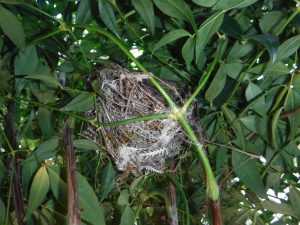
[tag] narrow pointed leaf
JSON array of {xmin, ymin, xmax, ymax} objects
[
  {"xmin": 182, "ymin": 36, "xmax": 195, "ymax": 71},
  {"xmin": 99, "ymin": 161, "xmax": 116, "ymax": 201},
  {"xmin": 98, "ymin": 0, "xmax": 119, "ymax": 38},
  {"xmin": 38, "ymin": 107, "xmax": 54, "ymax": 139},
  {"xmin": 14, "ymin": 45, "xmax": 38, "ymax": 75},
  {"xmin": 120, "ymin": 205, "xmax": 135, "ymax": 225},
  {"xmin": 63, "ymin": 92, "xmax": 94, "ymax": 112},
  {"xmin": 271, "ymin": 107, "xmax": 283, "ymax": 149},
  {"xmin": 213, "ymin": 0, "xmax": 258, "ymax": 10},
  {"xmin": 192, "ymin": 0, "xmax": 217, "ymax": 7},
  {"xmin": 277, "ymin": 35, "xmax": 300, "ymax": 61},
  {"xmin": 73, "ymin": 139, "xmax": 99, "ymax": 151}
]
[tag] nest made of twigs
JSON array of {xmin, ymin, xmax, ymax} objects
[{"xmin": 84, "ymin": 63, "xmax": 186, "ymax": 174}]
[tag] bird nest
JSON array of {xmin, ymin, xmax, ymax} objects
[{"xmin": 84, "ymin": 63, "xmax": 186, "ymax": 175}]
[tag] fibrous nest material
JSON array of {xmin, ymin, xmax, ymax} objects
[{"xmin": 84, "ymin": 63, "xmax": 186, "ymax": 174}]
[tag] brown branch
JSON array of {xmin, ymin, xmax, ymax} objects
[
  {"xmin": 5, "ymin": 100, "xmax": 25, "ymax": 225},
  {"xmin": 167, "ymin": 162, "xmax": 178, "ymax": 225},
  {"xmin": 280, "ymin": 107, "xmax": 300, "ymax": 118},
  {"xmin": 64, "ymin": 126, "xmax": 81, "ymax": 225}
]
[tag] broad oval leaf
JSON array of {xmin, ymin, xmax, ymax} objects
[
  {"xmin": 98, "ymin": 0, "xmax": 119, "ymax": 38},
  {"xmin": 120, "ymin": 205, "xmax": 135, "ymax": 225},
  {"xmin": 100, "ymin": 161, "xmax": 116, "ymax": 201},
  {"xmin": 24, "ymin": 137, "xmax": 60, "ymax": 163},
  {"xmin": 213, "ymin": 0, "xmax": 258, "ymax": 10},
  {"xmin": 277, "ymin": 35, "xmax": 300, "ymax": 61},
  {"xmin": 245, "ymin": 82, "xmax": 262, "ymax": 101},
  {"xmin": 243, "ymin": 34, "xmax": 279, "ymax": 64},
  {"xmin": 192, "ymin": 0, "xmax": 217, "ymax": 7},
  {"xmin": 153, "ymin": 0, "xmax": 196, "ymax": 30},
  {"xmin": 14, "ymin": 45, "xmax": 38, "ymax": 75},
  {"xmin": 73, "ymin": 139, "xmax": 99, "ymax": 151},
  {"xmin": 24, "ymin": 166, "xmax": 50, "ymax": 220},
  {"xmin": 63, "ymin": 92, "xmax": 94, "ymax": 112},
  {"xmin": 131, "ymin": 0, "xmax": 155, "ymax": 35},
  {"xmin": 153, "ymin": 29, "xmax": 190, "ymax": 52},
  {"xmin": 196, "ymin": 12, "xmax": 224, "ymax": 62},
  {"xmin": 25, "ymin": 74, "xmax": 62, "ymax": 88},
  {"xmin": 38, "ymin": 107, "xmax": 54, "ymax": 139},
  {"xmin": 0, "ymin": 4, "xmax": 25, "ymax": 50},
  {"xmin": 182, "ymin": 36, "xmax": 195, "ymax": 71},
  {"xmin": 259, "ymin": 11, "xmax": 285, "ymax": 34}
]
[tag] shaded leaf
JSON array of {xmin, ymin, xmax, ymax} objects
[
  {"xmin": 25, "ymin": 74, "xmax": 62, "ymax": 87},
  {"xmin": 196, "ymin": 12, "xmax": 224, "ymax": 62},
  {"xmin": 76, "ymin": 0, "xmax": 93, "ymax": 24},
  {"xmin": 0, "ymin": 4, "xmax": 25, "ymax": 49},
  {"xmin": 243, "ymin": 34, "xmax": 279, "ymax": 64},
  {"xmin": 245, "ymin": 82, "xmax": 263, "ymax": 101},
  {"xmin": 213, "ymin": 0, "xmax": 258, "ymax": 10},
  {"xmin": 99, "ymin": 161, "xmax": 116, "ymax": 201},
  {"xmin": 259, "ymin": 11, "xmax": 285, "ymax": 34},
  {"xmin": 220, "ymin": 15, "xmax": 243, "ymax": 38},
  {"xmin": 98, "ymin": 0, "xmax": 119, "ymax": 38},
  {"xmin": 224, "ymin": 62, "xmax": 243, "ymax": 79},
  {"xmin": 120, "ymin": 205, "xmax": 135, "ymax": 225},
  {"xmin": 0, "ymin": 198, "xmax": 5, "ymax": 225},
  {"xmin": 289, "ymin": 187, "xmax": 300, "ymax": 218},
  {"xmin": 47, "ymin": 166, "xmax": 67, "ymax": 206},
  {"xmin": 24, "ymin": 137, "xmax": 60, "ymax": 163},
  {"xmin": 118, "ymin": 189, "xmax": 129, "ymax": 205},
  {"xmin": 14, "ymin": 45, "xmax": 38, "ymax": 75},
  {"xmin": 277, "ymin": 35, "xmax": 300, "ymax": 61},
  {"xmin": 182, "ymin": 36, "xmax": 195, "ymax": 71},
  {"xmin": 63, "ymin": 92, "xmax": 94, "ymax": 112},
  {"xmin": 153, "ymin": 0, "xmax": 196, "ymax": 30},
  {"xmin": 131, "ymin": 0, "xmax": 155, "ymax": 35},
  {"xmin": 261, "ymin": 200, "xmax": 298, "ymax": 217},
  {"xmin": 38, "ymin": 107, "xmax": 54, "ymax": 139},
  {"xmin": 24, "ymin": 166, "xmax": 50, "ymax": 220},
  {"xmin": 21, "ymin": 161, "xmax": 39, "ymax": 197},
  {"xmin": 192, "ymin": 0, "xmax": 217, "ymax": 7},
  {"xmin": 271, "ymin": 107, "xmax": 283, "ymax": 149},
  {"xmin": 153, "ymin": 29, "xmax": 190, "ymax": 52},
  {"xmin": 0, "ymin": 0, "xmax": 23, "ymax": 3},
  {"xmin": 73, "ymin": 139, "xmax": 99, "ymax": 151}
]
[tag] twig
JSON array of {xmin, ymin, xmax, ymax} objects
[
  {"xmin": 167, "ymin": 162, "xmax": 178, "ymax": 225},
  {"xmin": 280, "ymin": 107, "xmax": 300, "ymax": 118},
  {"xmin": 64, "ymin": 125, "xmax": 81, "ymax": 225}
]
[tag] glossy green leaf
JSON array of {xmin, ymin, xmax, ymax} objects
[
  {"xmin": 153, "ymin": 0, "xmax": 196, "ymax": 30},
  {"xmin": 153, "ymin": 29, "xmax": 190, "ymax": 52},
  {"xmin": 25, "ymin": 74, "xmax": 62, "ymax": 87},
  {"xmin": 196, "ymin": 12, "xmax": 224, "ymax": 62},
  {"xmin": 76, "ymin": 0, "xmax": 93, "ymax": 24},
  {"xmin": 24, "ymin": 166, "xmax": 50, "ymax": 220},
  {"xmin": 213, "ymin": 0, "xmax": 258, "ymax": 10},
  {"xmin": 192, "ymin": 0, "xmax": 217, "ymax": 7},
  {"xmin": 0, "ymin": 4, "xmax": 25, "ymax": 50},
  {"xmin": 38, "ymin": 107, "xmax": 54, "ymax": 139},
  {"xmin": 182, "ymin": 36, "xmax": 195, "ymax": 71},
  {"xmin": 98, "ymin": 0, "xmax": 119, "ymax": 38},
  {"xmin": 73, "ymin": 139, "xmax": 99, "ymax": 151},
  {"xmin": 99, "ymin": 161, "xmax": 116, "ymax": 201},
  {"xmin": 120, "ymin": 205, "xmax": 135, "ymax": 225},
  {"xmin": 205, "ymin": 63, "xmax": 226, "ymax": 103},
  {"xmin": 0, "ymin": 198, "xmax": 5, "ymax": 225},
  {"xmin": 14, "ymin": 45, "xmax": 38, "ymax": 75},
  {"xmin": 259, "ymin": 11, "xmax": 285, "ymax": 34},
  {"xmin": 271, "ymin": 107, "xmax": 283, "ymax": 149},
  {"xmin": 232, "ymin": 152, "xmax": 265, "ymax": 197},
  {"xmin": 261, "ymin": 200, "xmax": 298, "ymax": 217},
  {"xmin": 131, "ymin": 0, "xmax": 155, "ymax": 35},
  {"xmin": 277, "ymin": 35, "xmax": 300, "ymax": 61},
  {"xmin": 63, "ymin": 92, "xmax": 94, "ymax": 112},
  {"xmin": 245, "ymin": 82, "xmax": 262, "ymax": 101},
  {"xmin": 289, "ymin": 187, "xmax": 300, "ymax": 218},
  {"xmin": 243, "ymin": 34, "xmax": 279, "ymax": 64},
  {"xmin": 24, "ymin": 137, "xmax": 60, "ymax": 163}
]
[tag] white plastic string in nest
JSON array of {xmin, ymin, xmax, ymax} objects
[{"xmin": 84, "ymin": 63, "xmax": 186, "ymax": 175}]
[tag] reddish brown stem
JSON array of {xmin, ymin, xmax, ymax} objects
[
  {"xmin": 208, "ymin": 199, "xmax": 222, "ymax": 225},
  {"xmin": 64, "ymin": 126, "xmax": 81, "ymax": 225},
  {"xmin": 280, "ymin": 107, "xmax": 300, "ymax": 118},
  {"xmin": 167, "ymin": 162, "xmax": 178, "ymax": 225}
]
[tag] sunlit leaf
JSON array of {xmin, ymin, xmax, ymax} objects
[
  {"xmin": 289, "ymin": 187, "xmax": 300, "ymax": 218},
  {"xmin": 99, "ymin": 161, "xmax": 115, "ymax": 201},
  {"xmin": 73, "ymin": 139, "xmax": 99, "ymax": 151},
  {"xmin": 98, "ymin": 0, "xmax": 119, "ymax": 38},
  {"xmin": 192, "ymin": 0, "xmax": 217, "ymax": 7},
  {"xmin": 213, "ymin": 0, "xmax": 258, "ymax": 10},
  {"xmin": 120, "ymin": 205, "xmax": 135, "ymax": 225},
  {"xmin": 196, "ymin": 11, "xmax": 224, "ymax": 62},
  {"xmin": 0, "ymin": 4, "xmax": 25, "ymax": 49},
  {"xmin": 271, "ymin": 107, "xmax": 283, "ymax": 149},
  {"xmin": 182, "ymin": 36, "xmax": 195, "ymax": 71},
  {"xmin": 277, "ymin": 35, "xmax": 300, "ymax": 61},
  {"xmin": 261, "ymin": 200, "xmax": 298, "ymax": 217},
  {"xmin": 131, "ymin": 0, "xmax": 155, "ymax": 34},
  {"xmin": 63, "ymin": 92, "xmax": 94, "ymax": 112},
  {"xmin": 153, "ymin": 29, "xmax": 190, "ymax": 52},
  {"xmin": 24, "ymin": 166, "xmax": 50, "ymax": 220}
]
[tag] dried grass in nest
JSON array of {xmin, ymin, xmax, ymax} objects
[{"xmin": 84, "ymin": 63, "xmax": 187, "ymax": 174}]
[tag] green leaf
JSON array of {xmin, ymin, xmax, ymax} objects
[
  {"xmin": 0, "ymin": 198, "xmax": 5, "ymax": 225},
  {"xmin": 153, "ymin": 0, "xmax": 196, "ymax": 30},
  {"xmin": 232, "ymin": 152, "xmax": 266, "ymax": 197},
  {"xmin": 243, "ymin": 34, "xmax": 279, "ymax": 64},
  {"xmin": 245, "ymin": 82, "xmax": 262, "ymax": 101},
  {"xmin": 277, "ymin": 35, "xmax": 300, "ymax": 61},
  {"xmin": 38, "ymin": 107, "xmax": 54, "ymax": 139},
  {"xmin": 73, "ymin": 139, "xmax": 99, "ymax": 151},
  {"xmin": 63, "ymin": 92, "xmax": 94, "ymax": 112},
  {"xmin": 47, "ymin": 166, "xmax": 67, "ymax": 206},
  {"xmin": 271, "ymin": 107, "xmax": 283, "ymax": 149},
  {"xmin": 24, "ymin": 137, "xmax": 60, "ymax": 163},
  {"xmin": 227, "ymin": 41, "xmax": 253, "ymax": 62},
  {"xmin": 120, "ymin": 205, "xmax": 135, "ymax": 225},
  {"xmin": 118, "ymin": 189, "xmax": 129, "ymax": 205},
  {"xmin": 220, "ymin": 15, "xmax": 243, "ymax": 39},
  {"xmin": 289, "ymin": 187, "xmax": 300, "ymax": 218},
  {"xmin": 0, "ymin": 0, "xmax": 23, "ymax": 3},
  {"xmin": 205, "ymin": 63, "xmax": 226, "ymax": 103},
  {"xmin": 224, "ymin": 62, "xmax": 243, "ymax": 79},
  {"xmin": 14, "ymin": 45, "xmax": 38, "ymax": 75},
  {"xmin": 24, "ymin": 166, "xmax": 50, "ymax": 220},
  {"xmin": 77, "ymin": 173, "xmax": 106, "ymax": 225},
  {"xmin": 153, "ymin": 29, "xmax": 190, "ymax": 52},
  {"xmin": 192, "ymin": 0, "xmax": 217, "ymax": 7},
  {"xmin": 182, "ymin": 36, "xmax": 195, "ymax": 71},
  {"xmin": 0, "ymin": 159, "xmax": 5, "ymax": 186},
  {"xmin": 259, "ymin": 11, "xmax": 285, "ymax": 34},
  {"xmin": 98, "ymin": 0, "xmax": 119, "ymax": 38},
  {"xmin": 99, "ymin": 161, "xmax": 116, "ymax": 201},
  {"xmin": 21, "ymin": 161, "xmax": 39, "ymax": 197},
  {"xmin": 213, "ymin": 0, "xmax": 258, "ymax": 10},
  {"xmin": 25, "ymin": 74, "xmax": 62, "ymax": 88},
  {"xmin": 76, "ymin": 0, "xmax": 93, "ymax": 24},
  {"xmin": 0, "ymin": 4, "xmax": 25, "ymax": 50},
  {"xmin": 131, "ymin": 0, "xmax": 155, "ymax": 35},
  {"xmin": 195, "ymin": 12, "xmax": 224, "ymax": 62},
  {"xmin": 261, "ymin": 200, "xmax": 298, "ymax": 217}
]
